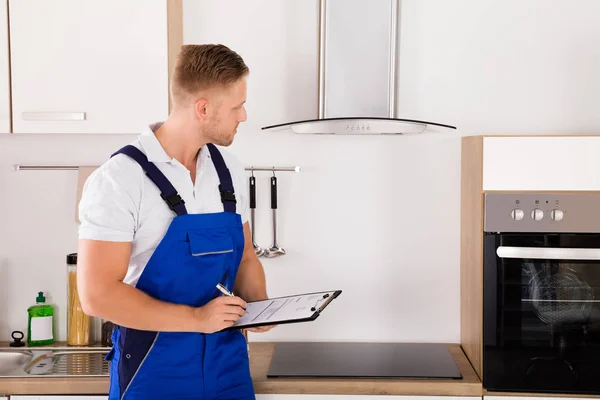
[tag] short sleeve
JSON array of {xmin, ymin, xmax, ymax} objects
[{"xmin": 78, "ymin": 166, "xmax": 138, "ymax": 242}]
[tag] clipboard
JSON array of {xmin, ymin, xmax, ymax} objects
[{"xmin": 223, "ymin": 290, "xmax": 342, "ymax": 331}]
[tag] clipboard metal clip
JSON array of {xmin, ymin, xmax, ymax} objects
[{"xmin": 310, "ymin": 293, "xmax": 331, "ymax": 312}]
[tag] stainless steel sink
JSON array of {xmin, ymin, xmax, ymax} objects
[
  {"xmin": 0, "ymin": 350, "xmax": 33, "ymax": 376},
  {"xmin": 0, "ymin": 347, "xmax": 110, "ymax": 377}
]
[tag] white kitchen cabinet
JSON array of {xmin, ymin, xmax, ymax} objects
[
  {"xmin": 0, "ymin": 0, "xmax": 10, "ymax": 133},
  {"xmin": 183, "ymin": 0, "xmax": 319, "ymax": 128},
  {"xmin": 482, "ymin": 136, "xmax": 600, "ymax": 190},
  {"xmin": 8, "ymin": 0, "xmax": 170, "ymax": 134}
]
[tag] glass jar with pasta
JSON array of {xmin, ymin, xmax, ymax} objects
[{"xmin": 67, "ymin": 253, "xmax": 90, "ymax": 346}]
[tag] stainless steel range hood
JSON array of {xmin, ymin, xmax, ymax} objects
[{"xmin": 262, "ymin": 0, "xmax": 456, "ymax": 135}]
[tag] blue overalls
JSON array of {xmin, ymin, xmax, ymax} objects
[{"xmin": 105, "ymin": 144, "xmax": 255, "ymax": 400}]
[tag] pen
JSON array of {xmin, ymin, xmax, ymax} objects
[
  {"xmin": 216, "ymin": 283, "xmax": 247, "ymax": 312},
  {"xmin": 216, "ymin": 283, "xmax": 234, "ymax": 297}
]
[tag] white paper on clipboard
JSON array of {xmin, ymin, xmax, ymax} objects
[{"xmin": 231, "ymin": 290, "xmax": 340, "ymax": 329}]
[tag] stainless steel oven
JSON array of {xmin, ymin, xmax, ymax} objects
[{"xmin": 483, "ymin": 192, "xmax": 600, "ymax": 394}]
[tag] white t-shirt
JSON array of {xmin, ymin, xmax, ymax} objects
[{"xmin": 78, "ymin": 122, "xmax": 249, "ymax": 287}]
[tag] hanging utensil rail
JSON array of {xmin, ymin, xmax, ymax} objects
[{"xmin": 13, "ymin": 165, "xmax": 301, "ymax": 172}]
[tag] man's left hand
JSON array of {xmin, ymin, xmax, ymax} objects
[{"xmin": 245, "ymin": 325, "xmax": 277, "ymax": 333}]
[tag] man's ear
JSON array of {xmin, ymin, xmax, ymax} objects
[{"xmin": 195, "ymin": 98, "xmax": 209, "ymax": 121}]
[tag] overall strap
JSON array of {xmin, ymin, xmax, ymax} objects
[
  {"xmin": 206, "ymin": 144, "xmax": 237, "ymax": 213},
  {"xmin": 111, "ymin": 145, "xmax": 188, "ymax": 216}
]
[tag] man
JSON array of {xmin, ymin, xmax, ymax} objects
[{"xmin": 77, "ymin": 44, "xmax": 273, "ymax": 400}]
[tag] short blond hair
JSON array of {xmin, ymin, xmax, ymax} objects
[{"xmin": 171, "ymin": 44, "xmax": 249, "ymax": 105}]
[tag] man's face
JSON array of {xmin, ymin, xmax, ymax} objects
[{"xmin": 203, "ymin": 77, "xmax": 247, "ymax": 146}]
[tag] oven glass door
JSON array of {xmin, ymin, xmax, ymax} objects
[{"xmin": 484, "ymin": 232, "xmax": 600, "ymax": 394}]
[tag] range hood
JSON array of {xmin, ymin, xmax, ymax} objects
[{"xmin": 262, "ymin": 0, "xmax": 456, "ymax": 135}]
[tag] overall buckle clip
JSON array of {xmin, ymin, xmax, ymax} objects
[
  {"xmin": 219, "ymin": 185, "xmax": 237, "ymax": 203},
  {"xmin": 161, "ymin": 192, "xmax": 185, "ymax": 211}
]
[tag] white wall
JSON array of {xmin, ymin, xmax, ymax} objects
[
  {"xmin": 2, "ymin": 0, "xmax": 600, "ymax": 344},
  {"xmin": 0, "ymin": 134, "xmax": 137, "ymax": 341}
]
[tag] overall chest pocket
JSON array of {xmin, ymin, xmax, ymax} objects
[
  {"xmin": 188, "ymin": 231, "xmax": 234, "ymax": 257},
  {"xmin": 175, "ymin": 230, "xmax": 236, "ymax": 302}
]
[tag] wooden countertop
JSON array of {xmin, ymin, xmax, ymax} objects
[
  {"xmin": 0, "ymin": 342, "xmax": 482, "ymax": 396},
  {"xmin": 251, "ymin": 343, "xmax": 482, "ymax": 396}
]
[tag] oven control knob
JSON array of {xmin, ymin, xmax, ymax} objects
[
  {"xmin": 551, "ymin": 209, "xmax": 564, "ymax": 221},
  {"xmin": 531, "ymin": 209, "xmax": 544, "ymax": 221},
  {"xmin": 510, "ymin": 209, "xmax": 524, "ymax": 220}
]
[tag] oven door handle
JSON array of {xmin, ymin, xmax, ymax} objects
[{"xmin": 496, "ymin": 246, "xmax": 600, "ymax": 260}]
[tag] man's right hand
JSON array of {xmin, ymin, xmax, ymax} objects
[{"xmin": 194, "ymin": 296, "xmax": 247, "ymax": 334}]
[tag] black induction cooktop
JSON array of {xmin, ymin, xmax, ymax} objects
[{"xmin": 266, "ymin": 342, "xmax": 463, "ymax": 379}]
